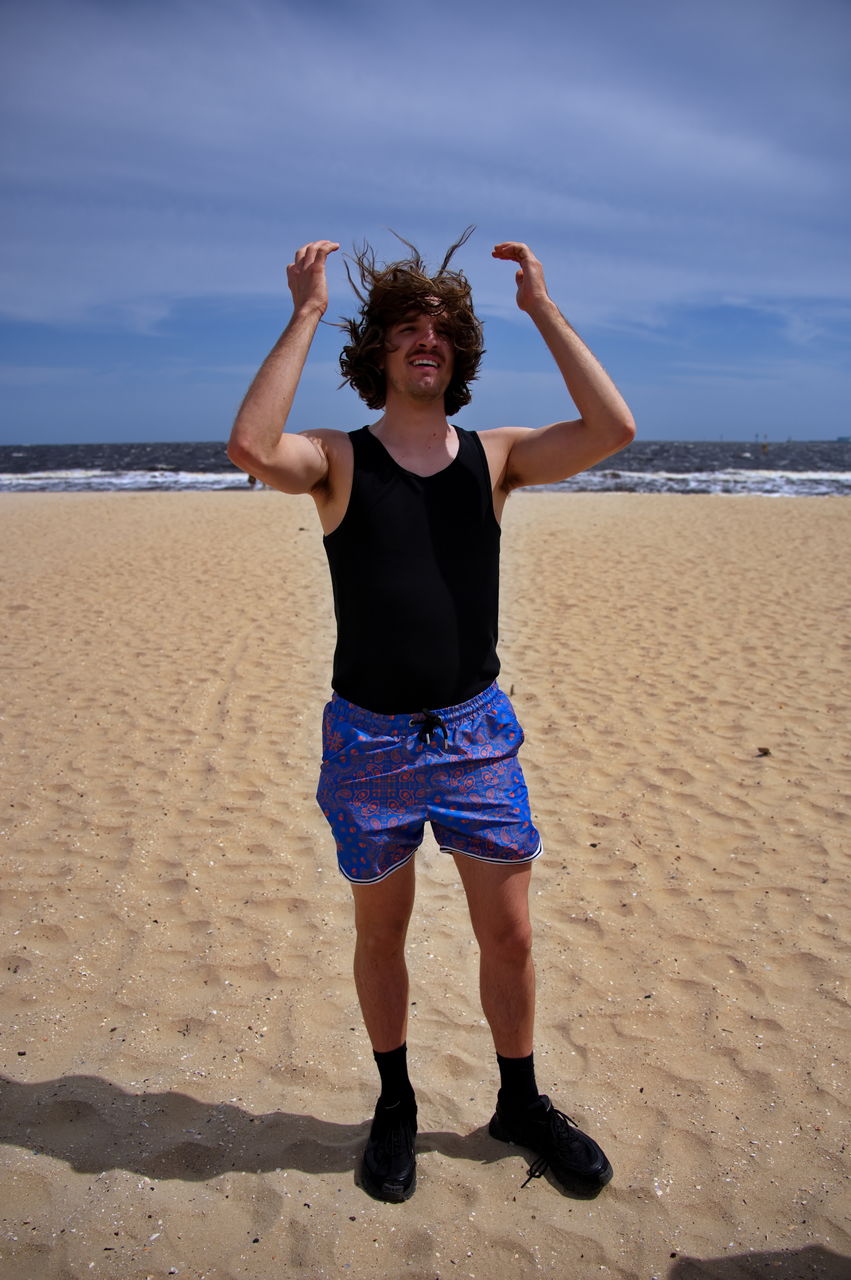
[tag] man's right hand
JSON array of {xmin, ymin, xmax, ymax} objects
[{"xmin": 287, "ymin": 240, "xmax": 340, "ymax": 316}]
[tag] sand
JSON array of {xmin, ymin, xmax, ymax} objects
[{"xmin": 1, "ymin": 490, "xmax": 848, "ymax": 1280}]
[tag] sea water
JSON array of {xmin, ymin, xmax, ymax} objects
[{"xmin": 1, "ymin": 439, "xmax": 850, "ymax": 497}]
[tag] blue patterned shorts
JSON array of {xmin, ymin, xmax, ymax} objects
[{"xmin": 316, "ymin": 682, "xmax": 542, "ymax": 884}]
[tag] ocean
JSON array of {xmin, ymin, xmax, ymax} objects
[{"xmin": 1, "ymin": 438, "xmax": 850, "ymax": 497}]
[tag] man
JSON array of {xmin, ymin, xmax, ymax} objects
[{"xmin": 227, "ymin": 232, "xmax": 635, "ymax": 1202}]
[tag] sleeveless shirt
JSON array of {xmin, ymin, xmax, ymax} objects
[{"xmin": 323, "ymin": 426, "xmax": 501, "ymax": 713}]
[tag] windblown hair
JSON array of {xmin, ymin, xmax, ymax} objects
[{"xmin": 339, "ymin": 227, "xmax": 484, "ymax": 416}]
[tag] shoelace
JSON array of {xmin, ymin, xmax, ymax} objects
[
  {"xmin": 519, "ymin": 1108, "xmax": 580, "ymax": 1188},
  {"xmin": 521, "ymin": 1155, "xmax": 549, "ymax": 1187},
  {"xmin": 373, "ymin": 1107, "xmax": 415, "ymax": 1162},
  {"xmin": 380, "ymin": 1123, "xmax": 413, "ymax": 1157}
]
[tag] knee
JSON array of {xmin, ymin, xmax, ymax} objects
[
  {"xmin": 479, "ymin": 918, "xmax": 533, "ymax": 967},
  {"xmin": 355, "ymin": 912, "xmax": 409, "ymax": 957}
]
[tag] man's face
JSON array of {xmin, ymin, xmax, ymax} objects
[{"xmin": 382, "ymin": 309, "xmax": 455, "ymax": 405}]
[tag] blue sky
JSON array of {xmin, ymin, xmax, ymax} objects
[{"xmin": 1, "ymin": 0, "xmax": 849, "ymax": 445}]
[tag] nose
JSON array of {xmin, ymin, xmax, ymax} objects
[{"xmin": 415, "ymin": 321, "xmax": 440, "ymax": 347}]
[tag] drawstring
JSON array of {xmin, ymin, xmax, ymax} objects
[{"xmin": 410, "ymin": 710, "xmax": 447, "ymax": 747}]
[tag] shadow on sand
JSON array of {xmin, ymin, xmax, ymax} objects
[
  {"xmin": 668, "ymin": 1245, "xmax": 849, "ymax": 1279},
  {"xmin": 0, "ymin": 1072, "xmax": 503, "ymax": 1183},
  {"xmin": 4, "ymin": 1075, "xmax": 847, "ymax": 1272}
]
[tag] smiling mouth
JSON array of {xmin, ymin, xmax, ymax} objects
[{"xmin": 410, "ymin": 359, "xmax": 439, "ymax": 369}]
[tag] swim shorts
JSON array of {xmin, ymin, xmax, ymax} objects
[{"xmin": 316, "ymin": 682, "xmax": 542, "ymax": 884}]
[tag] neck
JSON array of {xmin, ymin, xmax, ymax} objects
[{"xmin": 374, "ymin": 392, "xmax": 451, "ymax": 445}]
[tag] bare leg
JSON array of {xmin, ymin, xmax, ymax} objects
[
  {"xmin": 350, "ymin": 859, "xmax": 417, "ymax": 1052},
  {"xmin": 452, "ymin": 855, "xmax": 535, "ymax": 1057}
]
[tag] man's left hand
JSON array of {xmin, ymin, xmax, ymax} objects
[{"xmin": 492, "ymin": 242, "xmax": 550, "ymax": 314}]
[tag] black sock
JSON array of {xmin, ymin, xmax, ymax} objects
[
  {"xmin": 374, "ymin": 1043, "xmax": 416, "ymax": 1110},
  {"xmin": 497, "ymin": 1051, "xmax": 539, "ymax": 1112}
]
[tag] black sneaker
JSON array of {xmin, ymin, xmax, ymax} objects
[
  {"xmin": 360, "ymin": 1099, "xmax": 417, "ymax": 1202},
  {"xmin": 489, "ymin": 1094, "xmax": 613, "ymax": 1195}
]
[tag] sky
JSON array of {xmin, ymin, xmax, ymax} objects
[{"xmin": 1, "ymin": 0, "xmax": 849, "ymax": 445}]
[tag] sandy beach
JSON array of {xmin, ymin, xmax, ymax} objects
[{"xmin": 1, "ymin": 490, "xmax": 848, "ymax": 1280}]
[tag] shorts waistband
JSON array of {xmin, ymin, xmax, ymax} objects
[{"xmin": 328, "ymin": 682, "xmax": 500, "ymax": 734}]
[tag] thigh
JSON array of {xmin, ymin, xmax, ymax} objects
[
  {"xmin": 429, "ymin": 751, "xmax": 541, "ymax": 864},
  {"xmin": 427, "ymin": 686, "xmax": 541, "ymax": 864},
  {"xmin": 316, "ymin": 700, "xmax": 427, "ymax": 884},
  {"xmin": 351, "ymin": 857, "xmax": 417, "ymax": 945},
  {"xmin": 452, "ymin": 853, "xmax": 533, "ymax": 950}
]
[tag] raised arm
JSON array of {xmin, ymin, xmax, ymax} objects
[
  {"xmin": 489, "ymin": 242, "xmax": 635, "ymax": 491},
  {"xmin": 227, "ymin": 240, "xmax": 341, "ymax": 494}
]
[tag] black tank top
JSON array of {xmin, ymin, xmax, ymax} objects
[{"xmin": 323, "ymin": 426, "xmax": 501, "ymax": 713}]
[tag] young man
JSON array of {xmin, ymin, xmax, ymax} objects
[{"xmin": 228, "ymin": 233, "xmax": 635, "ymax": 1202}]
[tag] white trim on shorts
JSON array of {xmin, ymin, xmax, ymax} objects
[
  {"xmin": 339, "ymin": 848, "xmax": 419, "ymax": 886},
  {"xmin": 342, "ymin": 839, "xmax": 543, "ymax": 886},
  {"xmin": 437, "ymin": 838, "xmax": 544, "ymax": 866}
]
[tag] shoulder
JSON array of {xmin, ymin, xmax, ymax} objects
[
  {"xmin": 301, "ymin": 426, "xmax": 356, "ymax": 453},
  {"xmin": 297, "ymin": 427, "xmax": 354, "ymax": 477},
  {"xmin": 473, "ymin": 426, "xmax": 531, "ymax": 445}
]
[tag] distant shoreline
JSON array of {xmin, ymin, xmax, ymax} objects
[{"xmin": 3, "ymin": 437, "xmax": 850, "ymax": 496}]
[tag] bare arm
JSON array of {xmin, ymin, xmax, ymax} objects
[
  {"xmin": 227, "ymin": 240, "xmax": 341, "ymax": 494},
  {"xmin": 489, "ymin": 242, "xmax": 635, "ymax": 491}
]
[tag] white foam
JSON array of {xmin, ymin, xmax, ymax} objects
[
  {"xmin": 3, "ymin": 468, "xmax": 851, "ymax": 497},
  {"xmin": 0, "ymin": 470, "xmax": 245, "ymax": 493},
  {"xmin": 540, "ymin": 470, "xmax": 851, "ymax": 497}
]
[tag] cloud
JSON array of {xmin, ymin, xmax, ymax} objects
[{"xmin": 1, "ymin": 0, "xmax": 849, "ymax": 440}]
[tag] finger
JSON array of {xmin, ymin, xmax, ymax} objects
[
  {"xmin": 314, "ymin": 241, "xmax": 340, "ymax": 262},
  {"xmin": 293, "ymin": 240, "xmax": 339, "ymax": 267},
  {"xmin": 287, "ymin": 245, "xmax": 315, "ymax": 277},
  {"xmin": 492, "ymin": 241, "xmax": 531, "ymax": 262}
]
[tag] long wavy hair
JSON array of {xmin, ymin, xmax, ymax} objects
[{"xmin": 339, "ymin": 227, "xmax": 484, "ymax": 417}]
